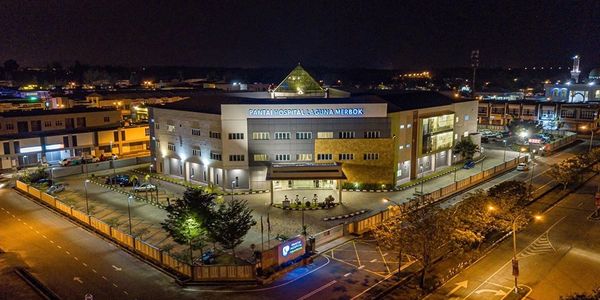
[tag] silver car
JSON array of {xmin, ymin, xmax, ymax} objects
[{"xmin": 132, "ymin": 183, "xmax": 157, "ymax": 192}]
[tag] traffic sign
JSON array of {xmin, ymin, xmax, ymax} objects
[{"xmin": 512, "ymin": 259, "xmax": 519, "ymax": 277}]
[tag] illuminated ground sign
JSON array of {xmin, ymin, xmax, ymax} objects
[{"xmin": 277, "ymin": 236, "xmax": 306, "ymax": 265}]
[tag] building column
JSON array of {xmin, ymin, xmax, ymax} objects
[{"xmin": 337, "ymin": 180, "xmax": 343, "ymax": 204}]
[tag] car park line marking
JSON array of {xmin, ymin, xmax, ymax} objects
[
  {"xmin": 344, "ymin": 272, "xmax": 352, "ymax": 277},
  {"xmin": 92, "ymin": 269, "xmax": 97, "ymax": 273},
  {"xmin": 377, "ymin": 246, "xmax": 391, "ymax": 274},
  {"xmin": 297, "ymin": 279, "xmax": 337, "ymax": 300},
  {"xmin": 17, "ymin": 218, "xmax": 21, "ymax": 221},
  {"xmin": 369, "ymin": 259, "xmax": 377, "ymax": 262},
  {"xmin": 74, "ymin": 256, "xmax": 79, "ymax": 261},
  {"xmin": 112, "ymin": 283, "xmax": 118, "ymax": 288},
  {"xmin": 352, "ymin": 242, "xmax": 362, "ymax": 267},
  {"xmin": 35, "ymin": 230, "xmax": 40, "ymax": 234},
  {"xmin": 123, "ymin": 291, "xmax": 129, "ymax": 295},
  {"xmin": 357, "ymin": 265, "xmax": 365, "ymax": 269},
  {"xmin": 102, "ymin": 276, "xmax": 108, "ymax": 281},
  {"xmin": 57, "ymin": 245, "xmax": 62, "ymax": 249},
  {"xmin": 82, "ymin": 263, "xmax": 88, "ymax": 267},
  {"xmin": 66, "ymin": 251, "xmax": 70, "ymax": 255}
]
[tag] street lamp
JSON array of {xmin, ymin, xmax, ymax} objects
[
  {"xmin": 382, "ymin": 197, "xmax": 403, "ymax": 280},
  {"xmin": 580, "ymin": 125, "xmax": 595, "ymax": 152},
  {"xmin": 127, "ymin": 195, "xmax": 133, "ymax": 236},
  {"xmin": 419, "ymin": 165, "xmax": 424, "ymax": 195},
  {"xmin": 84, "ymin": 179, "xmax": 90, "ymax": 215},
  {"xmin": 453, "ymin": 155, "xmax": 458, "ymax": 182},
  {"xmin": 503, "ymin": 139, "xmax": 508, "ymax": 162},
  {"xmin": 488, "ymin": 206, "xmax": 543, "ymax": 294},
  {"xmin": 231, "ymin": 179, "xmax": 236, "ymax": 201}
]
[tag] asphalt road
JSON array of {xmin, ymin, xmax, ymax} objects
[{"xmin": 427, "ymin": 174, "xmax": 600, "ymax": 300}]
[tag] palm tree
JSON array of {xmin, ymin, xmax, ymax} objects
[{"xmin": 453, "ymin": 138, "xmax": 480, "ymax": 160}]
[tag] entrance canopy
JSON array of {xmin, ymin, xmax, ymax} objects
[{"xmin": 266, "ymin": 163, "xmax": 346, "ymax": 180}]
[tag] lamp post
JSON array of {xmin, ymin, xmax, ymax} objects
[
  {"xmin": 582, "ymin": 125, "xmax": 595, "ymax": 152},
  {"xmin": 503, "ymin": 139, "xmax": 508, "ymax": 162},
  {"xmin": 529, "ymin": 150, "xmax": 536, "ymax": 195},
  {"xmin": 453, "ymin": 155, "xmax": 458, "ymax": 182},
  {"xmin": 231, "ymin": 180, "xmax": 236, "ymax": 201},
  {"xmin": 110, "ymin": 141, "xmax": 116, "ymax": 184},
  {"xmin": 84, "ymin": 179, "xmax": 90, "ymax": 215},
  {"xmin": 419, "ymin": 165, "xmax": 424, "ymax": 195},
  {"xmin": 383, "ymin": 197, "xmax": 403, "ymax": 280},
  {"xmin": 127, "ymin": 195, "xmax": 133, "ymax": 236},
  {"xmin": 488, "ymin": 206, "xmax": 543, "ymax": 294}
]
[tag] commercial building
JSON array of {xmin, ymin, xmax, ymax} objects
[
  {"xmin": 149, "ymin": 66, "xmax": 478, "ymax": 192},
  {"xmin": 478, "ymin": 56, "xmax": 600, "ymax": 132},
  {"xmin": 0, "ymin": 107, "xmax": 150, "ymax": 169}
]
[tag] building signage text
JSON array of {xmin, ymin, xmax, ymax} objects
[{"xmin": 248, "ymin": 108, "xmax": 364, "ymax": 117}]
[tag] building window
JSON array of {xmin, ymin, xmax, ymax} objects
[
  {"xmin": 30, "ymin": 120, "xmax": 42, "ymax": 132},
  {"xmin": 296, "ymin": 132, "xmax": 312, "ymax": 140},
  {"xmin": 252, "ymin": 132, "xmax": 270, "ymax": 140},
  {"xmin": 364, "ymin": 131, "xmax": 381, "ymax": 138},
  {"xmin": 155, "ymin": 123, "xmax": 160, "ymax": 130},
  {"xmin": 229, "ymin": 154, "xmax": 245, "ymax": 162},
  {"xmin": 3, "ymin": 142, "xmax": 10, "ymax": 154},
  {"xmin": 399, "ymin": 145, "xmax": 404, "ymax": 150},
  {"xmin": 339, "ymin": 131, "xmax": 355, "ymax": 139},
  {"xmin": 339, "ymin": 153, "xmax": 354, "ymax": 160},
  {"xmin": 167, "ymin": 143, "xmax": 176, "ymax": 151},
  {"xmin": 407, "ymin": 124, "xmax": 412, "ymax": 128},
  {"xmin": 275, "ymin": 154, "xmax": 290, "ymax": 161},
  {"xmin": 560, "ymin": 110, "xmax": 576, "ymax": 118},
  {"xmin": 478, "ymin": 107, "xmax": 488, "ymax": 114},
  {"xmin": 55, "ymin": 120, "xmax": 63, "ymax": 126},
  {"xmin": 104, "ymin": 116, "xmax": 110, "ymax": 122},
  {"xmin": 463, "ymin": 131, "xmax": 469, "ymax": 137},
  {"xmin": 167, "ymin": 125, "xmax": 175, "ymax": 132},
  {"xmin": 191, "ymin": 129, "xmax": 201, "ymax": 136},
  {"xmin": 596, "ymin": 90, "xmax": 600, "ymax": 99},
  {"xmin": 5, "ymin": 123, "xmax": 14, "ymax": 130},
  {"xmin": 364, "ymin": 153, "xmax": 379, "ymax": 160},
  {"xmin": 317, "ymin": 153, "xmax": 332, "ymax": 161},
  {"xmin": 296, "ymin": 153, "xmax": 312, "ymax": 161},
  {"xmin": 121, "ymin": 131, "xmax": 126, "ymax": 141},
  {"xmin": 400, "ymin": 125, "xmax": 405, "ymax": 129},
  {"xmin": 44, "ymin": 120, "xmax": 52, "ymax": 127},
  {"xmin": 580, "ymin": 110, "xmax": 596, "ymax": 120},
  {"xmin": 253, "ymin": 154, "xmax": 269, "ymax": 161},
  {"xmin": 406, "ymin": 144, "xmax": 411, "ymax": 148},
  {"xmin": 210, "ymin": 152, "xmax": 222, "ymax": 161},
  {"xmin": 464, "ymin": 115, "xmax": 470, "ymax": 121},
  {"xmin": 228, "ymin": 133, "xmax": 244, "ymax": 140},
  {"xmin": 274, "ymin": 132, "xmax": 291, "ymax": 140},
  {"xmin": 209, "ymin": 131, "xmax": 221, "ymax": 139},
  {"xmin": 192, "ymin": 146, "xmax": 201, "ymax": 156},
  {"xmin": 317, "ymin": 132, "xmax": 333, "ymax": 139}
]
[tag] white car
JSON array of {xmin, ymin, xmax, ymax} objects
[
  {"xmin": 516, "ymin": 163, "xmax": 528, "ymax": 171},
  {"xmin": 132, "ymin": 183, "xmax": 157, "ymax": 192}
]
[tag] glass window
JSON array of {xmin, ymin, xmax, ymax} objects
[
  {"xmin": 296, "ymin": 132, "xmax": 312, "ymax": 140},
  {"xmin": 167, "ymin": 143, "xmax": 176, "ymax": 151},
  {"xmin": 296, "ymin": 153, "xmax": 312, "ymax": 161},
  {"xmin": 252, "ymin": 132, "xmax": 270, "ymax": 140},
  {"xmin": 191, "ymin": 129, "xmax": 201, "ymax": 136},
  {"xmin": 275, "ymin": 154, "xmax": 290, "ymax": 161},
  {"xmin": 253, "ymin": 154, "xmax": 268, "ymax": 161},
  {"xmin": 363, "ymin": 153, "xmax": 379, "ymax": 160},
  {"xmin": 274, "ymin": 132, "xmax": 291, "ymax": 140},
  {"xmin": 338, "ymin": 153, "xmax": 354, "ymax": 160},
  {"xmin": 317, "ymin": 132, "xmax": 333, "ymax": 139},
  {"xmin": 228, "ymin": 133, "xmax": 244, "ymax": 140},
  {"xmin": 229, "ymin": 154, "xmax": 245, "ymax": 161},
  {"xmin": 339, "ymin": 131, "xmax": 355, "ymax": 139},
  {"xmin": 209, "ymin": 131, "xmax": 221, "ymax": 139},
  {"xmin": 364, "ymin": 131, "xmax": 381, "ymax": 138},
  {"xmin": 317, "ymin": 153, "xmax": 332, "ymax": 160}
]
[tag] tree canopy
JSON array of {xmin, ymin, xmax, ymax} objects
[{"xmin": 453, "ymin": 137, "xmax": 480, "ymax": 160}]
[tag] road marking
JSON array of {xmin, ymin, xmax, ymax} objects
[
  {"xmin": 57, "ymin": 245, "xmax": 62, "ymax": 249},
  {"xmin": 351, "ymin": 272, "xmax": 396, "ymax": 300},
  {"xmin": 112, "ymin": 265, "xmax": 123, "ymax": 271},
  {"xmin": 297, "ymin": 280, "xmax": 337, "ymax": 300},
  {"xmin": 28, "ymin": 225, "xmax": 33, "ymax": 230},
  {"xmin": 578, "ymin": 202, "xmax": 583, "ymax": 207},
  {"xmin": 357, "ymin": 265, "xmax": 365, "ymax": 270},
  {"xmin": 49, "ymin": 240, "xmax": 54, "ymax": 244},
  {"xmin": 113, "ymin": 283, "xmax": 118, "ymax": 288},
  {"xmin": 35, "ymin": 230, "xmax": 40, "ymax": 234},
  {"xmin": 42, "ymin": 235, "xmax": 47, "ymax": 239},
  {"xmin": 344, "ymin": 272, "xmax": 352, "ymax": 277},
  {"xmin": 73, "ymin": 277, "xmax": 83, "ymax": 284},
  {"xmin": 74, "ymin": 257, "xmax": 79, "ymax": 261},
  {"xmin": 352, "ymin": 241, "xmax": 361, "ymax": 267},
  {"xmin": 446, "ymin": 280, "xmax": 468, "ymax": 297},
  {"xmin": 66, "ymin": 251, "xmax": 70, "ymax": 255},
  {"xmin": 369, "ymin": 258, "xmax": 377, "ymax": 263},
  {"xmin": 17, "ymin": 218, "xmax": 21, "ymax": 221},
  {"xmin": 92, "ymin": 269, "xmax": 97, "ymax": 273},
  {"xmin": 382, "ymin": 252, "xmax": 388, "ymax": 257},
  {"xmin": 82, "ymin": 263, "xmax": 88, "ymax": 267},
  {"xmin": 102, "ymin": 276, "xmax": 108, "ymax": 281},
  {"xmin": 377, "ymin": 246, "xmax": 391, "ymax": 274},
  {"xmin": 23, "ymin": 222, "xmax": 27, "ymax": 225},
  {"xmin": 123, "ymin": 291, "xmax": 129, "ymax": 295},
  {"xmin": 461, "ymin": 216, "xmax": 566, "ymax": 300}
]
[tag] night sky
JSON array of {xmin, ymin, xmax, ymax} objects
[{"xmin": 1, "ymin": 0, "xmax": 599, "ymax": 69}]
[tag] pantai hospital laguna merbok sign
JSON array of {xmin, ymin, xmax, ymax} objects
[
  {"xmin": 248, "ymin": 107, "xmax": 364, "ymax": 118},
  {"xmin": 277, "ymin": 236, "xmax": 306, "ymax": 265}
]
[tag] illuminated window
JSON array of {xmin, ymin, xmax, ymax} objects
[
  {"xmin": 596, "ymin": 90, "xmax": 600, "ymax": 99},
  {"xmin": 463, "ymin": 131, "xmax": 469, "ymax": 137},
  {"xmin": 254, "ymin": 154, "xmax": 269, "ymax": 161},
  {"xmin": 317, "ymin": 132, "xmax": 333, "ymax": 139},
  {"xmin": 274, "ymin": 132, "xmax": 291, "ymax": 140},
  {"xmin": 400, "ymin": 125, "xmax": 405, "ymax": 129},
  {"xmin": 253, "ymin": 132, "xmax": 270, "ymax": 140},
  {"xmin": 296, "ymin": 153, "xmax": 312, "ymax": 161}
]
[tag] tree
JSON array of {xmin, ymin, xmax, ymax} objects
[
  {"xmin": 3, "ymin": 59, "xmax": 19, "ymax": 72},
  {"xmin": 488, "ymin": 181, "xmax": 530, "ymax": 232},
  {"xmin": 375, "ymin": 204, "xmax": 454, "ymax": 289},
  {"xmin": 560, "ymin": 286, "xmax": 600, "ymax": 300},
  {"xmin": 487, "ymin": 180, "xmax": 528, "ymax": 205},
  {"xmin": 161, "ymin": 188, "xmax": 216, "ymax": 264},
  {"xmin": 209, "ymin": 199, "xmax": 256, "ymax": 263},
  {"xmin": 449, "ymin": 190, "xmax": 495, "ymax": 250},
  {"xmin": 549, "ymin": 158, "xmax": 582, "ymax": 190},
  {"xmin": 453, "ymin": 137, "xmax": 480, "ymax": 160}
]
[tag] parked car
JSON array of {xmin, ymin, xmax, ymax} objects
[
  {"xmin": 193, "ymin": 250, "xmax": 216, "ymax": 265},
  {"xmin": 481, "ymin": 136, "xmax": 489, "ymax": 143},
  {"xmin": 82, "ymin": 154, "xmax": 100, "ymax": 163},
  {"xmin": 47, "ymin": 183, "xmax": 65, "ymax": 194},
  {"xmin": 132, "ymin": 183, "xmax": 156, "ymax": 192},
  {"xmin": 516, "ymin": 162, "xmax": 529, "ymax": 171},
  {"xmin": 35, "ymin": 178, "xmax": 53, "ymax": 186},
  {"xmin": 463, "ymin": 161, "xmax": 476, "ymax": 169},
  {"xmin": 100, "ymin": 153, "xmax": 119, "ymax": 161},
  {"xmin": 60, "ymin": 156, "xmax": 82, "ymax": 166},
  {"xmin": 105, "ymin": 174, "xmax": 131, "ymax": 186}
]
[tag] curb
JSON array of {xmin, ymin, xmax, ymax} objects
[
  {"xmin": 14, "ymin": 267, "xmax": 61, "ymax": 300},
  {"xmin": 323, "ymin": 209, "xmax": 369, "ymax": 221}
]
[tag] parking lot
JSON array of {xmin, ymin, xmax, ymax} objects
[{"xmin": 324, "ymin": 237, "xmax": 416, "ymax": 278}]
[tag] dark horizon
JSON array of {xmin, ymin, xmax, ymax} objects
[{"xmin": 2, "ymin": 1, "xmax": 600, "ymax": 69}]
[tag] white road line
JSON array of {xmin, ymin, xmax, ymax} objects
[
  {"xmin": 382, "ymin": 252, "xmax": 388, "ymax": 257},
  {"xmin": 123, "ymin": 291, "xmax": 129, "ymax": 295},
  {"xmin": 82, "ymin": 263, "xmax": 88, "ymax": 267},
  {"xmin": 42, "ymin": 235, "xmax": 47, "ymax": 239},
  {"xmin": 344, "ymin": 272, "xmax": 352, "ymax": 277},
  {"xmin": 461, "ymin": 216, "xmax": 566, "ymax": 300},
  {"xmin": 57, "ymin": 245, "xmax": 62, "ymax": 249},
  {"xmin": 357, "ymin": 265, "xmax": 365, "ymax": 270},
  {"xmin": 74, "ymin": 257, "xmax": 79, "ymax": 261},
  {"xmin": 92, "ymin": 269, "xmax": 97, "ymax": 273},
  {"xmin": 35, "ymin": 230, "xmax": 40, "ymax": 234},
  {"xmin": 113, "ymin": 283, "xmax": 118, "ymax": 288},
  {"xmin": 102, "ymin": 276, "xmax": 108, "ymax": 281},
  {"xmin": 352, "ymin": 242, "xmax": 362, "ymax": 267},
  {"xmin": 370, "ymin": 259, "xmax": 377, "ymax": 263},
  {"xmin": 351, "ymin": 272, "xmax": 396, "ymax": 300},
  {"xmin": 578, "ymin": 202, "xmax": 583, "ymax": 207},
  {"xmin": 297, "ymin": 280, "xmax": 337, "ymax": 300},
  {"xmin": 66, "ymin": 251, "xmax": 70, "ymax": 255},
  {"xmin": 49, "ymin": 240, "xmax": 54, "ymax": 244}
]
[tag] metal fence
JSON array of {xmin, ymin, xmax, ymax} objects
[
  {"xmin": 51, "ymin": 156, "xmax": 151, "ymax": 178},
  {"xmin": 16, "ymin": 181, "xmax": 256, "ymax": 282},
  {"xmin": 347, "ymin": 156, "xmax": 527, "ymax": 235}
]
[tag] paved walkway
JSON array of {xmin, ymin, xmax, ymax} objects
[{"xmin": 52, "ymin": 148, "xmax": 520, "ymax": 261}]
